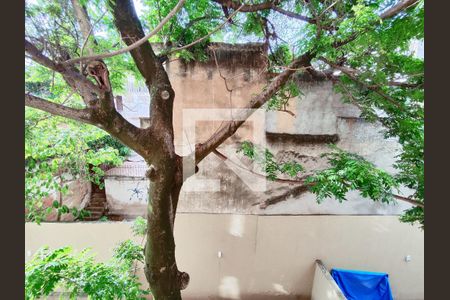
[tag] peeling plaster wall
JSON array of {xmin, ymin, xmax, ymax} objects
[
  {"xmin": 110, "ymin": 45, "xmax": 412, "ymax": 217},
  {"xmin": 175, "ymin": 80, "xmax": 411, "ymax": 215}
]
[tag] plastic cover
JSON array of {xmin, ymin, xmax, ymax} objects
[{"xmin": 331, "ymin": 268, "xmax": 394, "ymax": 300}]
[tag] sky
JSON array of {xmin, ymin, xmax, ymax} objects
[{"xmin": 133, "ymin": 0, "xmax": 145, "ymax": 17}]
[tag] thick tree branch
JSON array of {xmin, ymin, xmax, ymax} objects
[
  {"xmin": 25, "ymin": 93, "xmax": 93, "ymax": 125},
  {"xmin": 26, "ymin": 92, "xmax": 156, "ymax": 159},
  {"xmin": 26, "ymin": 41, "xmax": 151, "ymax": 158},
  {"xmin": 108, "ymin": 0, "xmax": 169, "ymax": 87},
  {"xmin": 379, "ymin": 0, "xmax": 419, "ymax": 19},
  {"xmin": 194, "ymin": 52, "xmax": 313, "ymax": 164},
  {"xmin": 26, "ymin": 92, "xmax": 152, "ymax": 160},
  {"xmin": 25, "ymin": 39, "xmax": 62, "ymax": 72},
  {"xmin": 108, "ymin": 0, "xmax": 176, "ymax": 163},
  {"xmin": 25, "ymin": 39, "xmax": 104, "ymax": 99},
  {"xmin": 393, "ymin": 194, "xmax": 424, "ymax": 208},
  {"xmin": 63, "ymin": 0, "xmax": 186, "ymax": 65}
]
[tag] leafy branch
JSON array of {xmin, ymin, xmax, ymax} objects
[
  {"xmin": 25, "ymin": 243, "xmax": 149, "ymax": 300},
  {"xmin": 237, "ymin": 140, "xmax": 304, "ymax": 180}
]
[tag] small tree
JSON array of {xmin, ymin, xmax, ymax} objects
[{"xmin": 25, "ymin": 0, "xmax": 424, "ymax": 298}]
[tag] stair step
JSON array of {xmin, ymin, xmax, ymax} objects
[
  {"xmin": 87, "ymin": 203, "xmax": 105, "ymax": 207},
  {"xmin": 86, "ymin": 206, "xmax": 105, "ymax": 211},
  {"xmin": 86, "ymin": 206, "xmax": 105, "ymax": 210},
  {"xmin": 85, "ymin": 207, "xmax": 105, "ymax": 214},
  {"xmin": 90, "ymin": 199, "xmax": 106, "ymax": 204},
  {"xmin": 106, "ymin": 214, "xmax": 125, "ymax": 221},
  {"xmin": 91, "ymin": 193, "xmax": 106, "ymax": 198},
  {"xmin": 90, "ymin": 198, "xmax": 106, "ymax": 202},
  {"xmin": 86, "ymin": 206, "xmax": 103, "ymax": 210},
  {"xmin": 91, "ymin": 194, "xmax": 106, "ymax": 197}
]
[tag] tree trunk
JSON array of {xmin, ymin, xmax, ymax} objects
[{"xmin": 143, "ymin": 156, "xmax": 188, "ymax": 300}]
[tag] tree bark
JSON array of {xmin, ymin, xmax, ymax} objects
[
  {"xmin": 108, "ymin": 2, "xmax": 189, "ymax": 297},
  {"xmin": 143, "ymin": 156, "xmax": 187, "ymax": 300}
]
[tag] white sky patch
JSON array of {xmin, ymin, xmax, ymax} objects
[
  {"xmin": 410, "ymin": 39, "xmax": 424, "ymax": 59},
  {"xmin": 133, "ymin": 0, "xmax": 145, "ymax": 18}
]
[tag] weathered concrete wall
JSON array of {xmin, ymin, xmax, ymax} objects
[
  {"xmin": 25, "ymin": 215, "xmax": 424, "ymax": 300},
  {"xmin": 108, "ymin": 43, "xmax": 413, "ymax": 217},
  {"xmin": 104, "ymin": 177, "xmax": 148, "ymax": 216},
  {"xmin": 104, "ymin": 160, "xmax": 148, "ymax": 217},
  {"xmin": 176, "ymin": 80, "xmax": 411, "ymax": 215}
]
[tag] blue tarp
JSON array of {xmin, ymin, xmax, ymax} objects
[{"xmin": 331, "ymin": 268, "xmax": 394, "ymax": 300}]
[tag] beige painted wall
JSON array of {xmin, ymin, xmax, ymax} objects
[{"xmin": 26, "ymin": 215, "xmax": 423, "ymax": 299}]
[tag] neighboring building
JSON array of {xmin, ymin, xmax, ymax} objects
[{"xmin": 104, "ymin": 42, "xmax": 413, "ymax": 218}]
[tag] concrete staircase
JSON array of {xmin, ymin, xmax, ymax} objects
[{"xmin": 83, "ymin": 184, "xmax": 107, "ymax": 221}]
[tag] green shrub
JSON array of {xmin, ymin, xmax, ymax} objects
[{"xmin": 25, "ymin": 242, "xmax": 148, "ymax": 300}]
